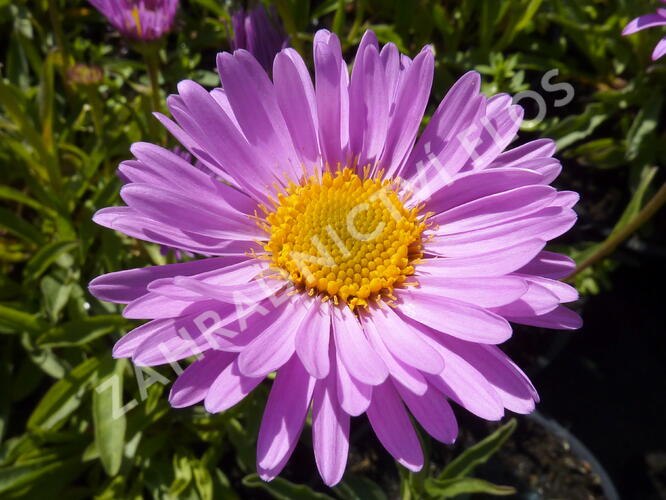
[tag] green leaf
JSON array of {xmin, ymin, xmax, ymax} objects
[
  {"xmin": 0, "ymin": 304, "xmax": 46, "ymax": 334},
  {"xmin": 626, "ymin": 93, "xmax": 663, "ymax": 162},
  {"xmin": 188, "ymin": 0, "xmax": 225, "ymax": 16},
  {"xmin": 23, "ymin": 240, "xmax": 78, "ymax": 282},
  {"xmin": 544, "ymin": 103, "xmax": 609, "ymax": 151},
  {"xmin": 0, "ymin": 207, "xmax": 45, "ymax": 247},
  {"xmin": 212, "ymin": 469, "xmax": 241, "ymax": 500},
  {"xmin": 37, "ymin": 315, "xmax": 127, "ymax": 348},
  {"xmin": 26, "ymin": 345, "xmax": 66, "ymax": 379},
  {"xmin": 368, "ymin": 25, "xmax": 407, "ymax": 52},
  {"xmin": 242, "ymin": 474, "xmax": 335, "ymax": 500},
  {"xmin": 334, "ymin": 474, "xmax": 388, "ymax": 500},
  {"xmin": 332, "ymin": 0, "xmax": 346, "ymax": 36},
  {"xmin": 439, "ymin": 419, "xmax": 517, "ymax": 480},
  {"xmin": 0, "ymin": 347, "xmax": 10, "ymax": 444},
  {"xmin": 424, "ymin": 477, "xmax": 516, "ymax": 498},
  {"xmin": 94, "ymin": 476, "xmax": 126, "ymax": 500},
  {"xmin": 27, "ymin": 356, "xmax": 99, "ymax": 431},
  {"xmin": 0, "ymin": 460, "xmax": 62, "ymax": 495},
  {"xmin": 192, "ymin": 460, "xmax": 214, "ymax": 500},
  {"xmin": 0, "ymin": 79, "xmax": 58, "ymax": 185},
  {"xmin": 40, "ymin": 275, "xmax": 72, "ymax": 323},
  {"xmin": 565, "ymin": 137, "xmax": 626, "ymax": 169},
  {"xmin": 93, "ymin": 358, "xmax": 127, "ymax": 476},
  {"xmin": 0, "ymin": 456, "xmax": 83, "ymax": 498},
  {"xmin": 609, "ymin": 165, "xmax": 658, "ymax": 239},
  {"xmin": 310, "ymin": 0, "xmax": 345, "ymax": 20},
  {"xmin": 169, "ymin": 454, "xmax": 194, "ymax": 496},
  {"xmin": 0, "ymin": 185, "xmax": 55, "ymax": 216},
  {"xmin": 38, "ymin": 48, "xmax": 56, "ymax": 150},
  {"xmin": 225, "ymin": 418, "xmax": 255, "ymax": 472}
]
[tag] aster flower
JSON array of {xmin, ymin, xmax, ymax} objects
[
  {"xmin": 67, "ymin": 63, "xmax": 104, "ymax": 87},
  {"xmin": 89, "ymin": 0, "xmax": 179, "ymax": 41},
  {"xmin": 90, "ymin": 30, "xmax": 582, "ymax": 486},
  {"xmin": 230, "ymin": 4, "xmax": 289, "ymax": 72},
  {"xmin": 622, "ymin": 1, "xmax": 666, "ymax": 60},
  {"xmin": 117, "ymin": 145, "xmax": 205, "ymax": 260}
]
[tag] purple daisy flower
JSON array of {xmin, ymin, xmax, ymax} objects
[
  {"xmin": 89, "ymin": 0, "xmax": 179, "ymax": 41},
  {"xmin": 622, "ymin": 0, "xmax": 666, "ymax": 60},
  {"xmin": 230, "ymin": 4, "xmax": 289, "ymax": 72},
  {"xmin": 117, "ymin": 145, "xmax": 207, "ymax": 260},
  {"xmin": 90, "ymin": 30, "xmax": 582, "ymax": 486}
]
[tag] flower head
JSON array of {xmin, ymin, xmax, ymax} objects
[
  {"xmin": 90, "ymin": 30, "xmax": 582, "ymax": 486},
  {"xmin": 622, "ymin": 1, "xmax": 666, "ymax": 60},
  {"xmin": 230, "ymin": 4, "xmax": 289, "ymax": 72},
  {"xmin": 89, "ymin": 0, "xmax": 179, "ymax": 41},
  {"xmin": 67, "ymin": 63, "xmax": 104, "ymax": 86}
]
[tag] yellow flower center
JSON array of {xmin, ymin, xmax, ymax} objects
[{"xmin": 261, "ymin": 168, "xmax": 427, "ymax": 309}]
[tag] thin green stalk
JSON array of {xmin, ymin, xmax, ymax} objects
[
  {"xmin": 48, "ymin": 0, "xmax": 68, "ymax": 65},
  {"xmin": 84, "ymin": 86, "xmax": 104, "ymax": 139},
  {"xmin": 48, "ymin": 0, "xmax": 71, "ymax": 84},
  {"xmin": 567, "ymin": 181, "xmax": 666, "ymax": 281},
  {"xmin": 275, "ymin": 0, "xmax": 304, "ymax": 54},
  {"xmin": 144, "ymin": 50, "xmax": 162, "ymax": 114},
  {"xmin": 142, "ymin": 47, "xmax": 165, "ymax": 143},
  {"xmin": 48, "ymin": 0, "xmax": 76, "ymax": 106},
  {"xmin": 347, "ymin": 0, "xmax": 367, "ymax": 43}
]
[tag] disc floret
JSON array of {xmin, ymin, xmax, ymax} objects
[{"xmin": 262, "ymin": 168, "xmax": 427, "ymax": 309}]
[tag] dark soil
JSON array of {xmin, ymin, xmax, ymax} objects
[
  {"xmin": 475, "ymin": 417, "xmax": 609, "ymax": 500},
  {"xmin": 529, "ymin": 252, "xmax": 666, "ymax": 500}
]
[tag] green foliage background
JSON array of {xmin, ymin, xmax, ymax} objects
[{"xmin": 0, "ymin": 0, "xmax": 664, "ymax": 498}]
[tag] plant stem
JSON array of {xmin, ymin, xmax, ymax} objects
[
  {"xmin": 48, "ymin": 0, "xmax": 70, "ymax": 76},
  {"xmin": 85, "ymin": 86, "xmax": 104, "ymax": 139},
  {"xmin": 142, "ymin": 47, "xmax": 164, "ymax": 143},
  {"xmin": 567, "ymin": 180, "xmax": 666, "ymax": 281}
]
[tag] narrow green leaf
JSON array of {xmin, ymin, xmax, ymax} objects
[
  {"xmin": 0, "ymin": 186, "xmax": 55, "ymax": 216},
  {"xmin": 496, "ymin": 0, "xmax": 544, "ymax": 49},
  {"xmin": 0, "ymin": 207, "xmax": 45, "ymax": 247},
  {"xmin": 225, "ymin": 418, "xmax": 255, "ymax": 472},
  {"xmin": 38, "ymin": 50, "xmax": 55, "ymax": 150},
  {"xmin": 626, "ymin": 93, "xmax": 662, "ymax": 161},
  {"xmin": 40, "ymin": 275, "xmax": 72, "ymax": 323},
  {"xmin": 0, "ymin": 346, "xmax": 10, "ymax": 444},
  {"xmin": 213, "ymin": 469, "xmax": 241, "ymax": 500},
  {"xmin": 27, "ymin": 356, "xmax": 99, "ymax": 431},
  {"xmin": 242, "ymin": 473, "xmax": 336, "ymax": 500},
  {"xmin": 310, "ymin": 0, "xmax": 343, "ymax": 21},
  {"xmin": 188, "ymin": 0, "xmax": 225, "ymax": 16},
  {"xmin": 0, "ymin": 460, "xmax": 61, "ymax": 495},
  {"xmin": 170, "ymin": 453, "xmax": 194, "ymax": 496},
  {"xmin": 37, "ymin": 314, "xmax": 127, "ymax": 347},
  {"xmin": 94, "ymin": 358, "xmax": 127, "ymax": 476},
  {"xmin": 565, "ymin": 137, "xmax": 626, "ymax": 169},
  {"xmin": 609, "ymin": 165, "xmax": 658, "ymax": 238},
  {"xmin": 439, "ymin": 419, "xmax": 517, "ymax": 480},
  {"xmin": 0, "ymin": 304, "xmax": 46, "ymax": 334},
  {"xmin": 192, "ymin": 460, "xmax": 214, "ymax": 500},
  {"xmin": 0, "ymin": 456, "xmax": 82, "ymax": 498},
  {"xmin": 332, "ymin": 0, "xmax": 346, "ymax": 36},
  {"xmin": 368, "ymin": 24, "xmax": 406, "ymax": 52},
  {"xmin": 0, "ymin": 79, "xmax": 59, "ymax": 187},
  {"xmin": 544, "ymin": 103, "xmax": 608, "ymax": 151},
  {"xmin": 23, "ymin": 240, "xmax": 77, "ymax": 282},
  {"xmin": 334, "ymin": 473, "xmax": 388, "ymax": 500},
  {"xmin": 26, "ymin": 346, "xmax": 66, "ymax": 379},
  {"xmin": 424, "ymin": 477, "xmax": 516, "ymax": 498},
  {"xmin": 94, "ymin": 476, "xmax": 126, "ymax": 500}
]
